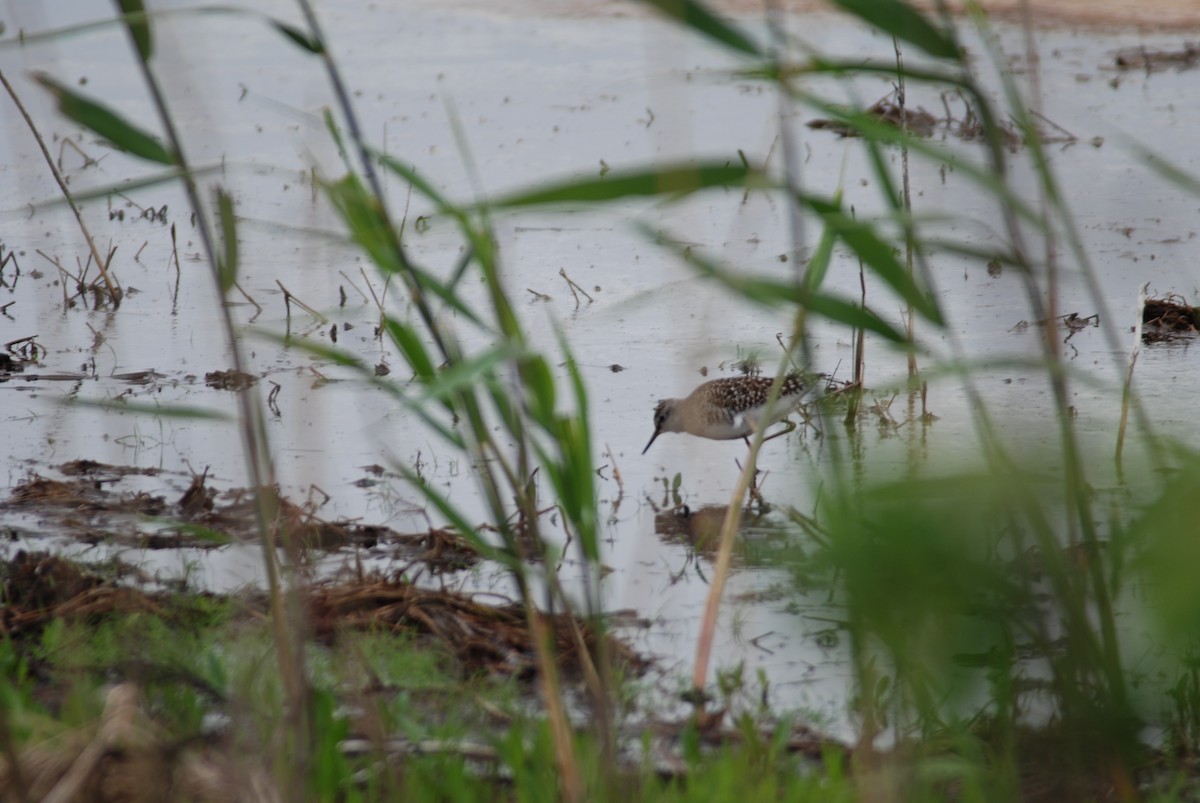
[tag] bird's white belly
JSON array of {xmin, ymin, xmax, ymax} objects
[{"xmin": 688, "ymin": 416, "xmax": 755, "ymax": 440}]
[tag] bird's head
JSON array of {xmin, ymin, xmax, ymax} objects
[{"xmin": 642, "ymin": 398, "xmax": 679, "ymax": 454}]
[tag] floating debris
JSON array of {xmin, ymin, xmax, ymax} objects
[
  {"xmin": 1114, "ymin": 43, "xmax": 1200, "ymax": 73},
  {"xmin": 807, "ymin": 90, "xmax": 1076, "ymax": 151},
  {"xmin": 807, "ymin": 96, "xmax": 937, "ymax": 138},
  {"xmin": 1143, "ymin": 294, "xmax": 1200, "ymax": 342},
  {"xmin": 204, "ymin": 369, "xmax": 257, "ymax": 390}
]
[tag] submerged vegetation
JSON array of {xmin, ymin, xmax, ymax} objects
[{"xmin": 3, "ymin": 0, "xmax": 1200, "ymax": 800}]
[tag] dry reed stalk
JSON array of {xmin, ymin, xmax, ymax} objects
[
  {"xmin": 1115, "ymin": 284, "xmax": 1148, "ymax": 463},
  {"xmin": 0, "ymin": 71, "xmax": 121, "ymax": 306},
  {"xmin": 690, "ymin": 369, "xmax": 796, "ymax": 696}
]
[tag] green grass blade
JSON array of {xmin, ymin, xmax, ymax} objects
[
  {"xmin": 795, "ymin": 288, "xmax": 908, "ymax": 342},
  {"xmin": 775, "ymin": 83, "xmax": 1045, "ymax": 232},
  {"xmin": 382, "ymin": 318, "xmax": 437, "ymax": 382},
  {"xmin": 116, "ymin": 0, "xmax": 153, "ymax": 60},
  {"xmin": 638, "ymin": 0, "xmax": 762, "ymax": 57},
  {"xmin": 651, "ymin": 228, "xmax": 909, "ymax": 342},
  {"xmin": 214, "ymin": 188, "xmax": 238, "ymax": 293},
  {"xmin": 271, "ymin": 20, "xmax": 323, "ymax": 54},
  {"xmin": 263, "ymin": 331, "xmax": 466, "ymax": 448},
  {"xmin": 520, "ymin": 356, "xmax": 557, "ymax": 427},
  {"xmin": 29, "ymin": 166, "xmax": 215, "ymax": 208},
  {"xmin": 826, "ymin": 0, "xmax": 959, "ymax": 59},
  {"xmin": 556, "ymin": 332, "xmax": 598, "ymax": 562},
  {"xmin": 803, "ymin": 195, "xmax": 943, "ymax": 325},
  {"xmin": 372, "ymin": 151, "xmax": 461, "ymax": 218},
  {"xmin": 323, "ymin": 173, "xmax": 484, "ymax": 326},
  {"xmin": 395, "ymin": 464, "xmax": 519, "ymax": 571},
  {"xmin": 484, "ymin": 162, "xmax": 765, "ymax": 208},
  {"xmin": 33, "ymin": 73, "xmax": 174, "ymax": 165},
  {"xmin": 64, "ymin": 398, "xmax": 231, "ymax": 420},
  {"xmin": 324, "ymin": 174, "xmax": 397, "ymax": 270},
  {"xmin": 1124, "ymin": 139, "xmax": 1200, "ymax": 198},
  {"xmin": 803, "ymin": 188, "xmax": 841, "ymax": 292},
  {"xmin": 151, "ymin": 520, "xmax": 235, "ymax": 545},
  {"xmin": 416, "ymin": 342, "xmax": 526, "ymax": 404}
]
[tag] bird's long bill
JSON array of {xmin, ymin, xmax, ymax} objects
[{"xmin": 641, "ymin": 429, "xmax": 661, "ymax": 455}]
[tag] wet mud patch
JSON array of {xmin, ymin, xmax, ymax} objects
[{"xmin": 0, "ymin": 462, "xmax": 481, "ymax": 565}]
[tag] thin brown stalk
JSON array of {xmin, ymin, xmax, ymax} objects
[
  {"xmin": 846, "ymin": 208, "xmax": 867, "ymax": 424},
  {"xmin": 0, "ymin": 70, "xmax": 120, "ymax": 307},
  {"xmin": 275, "ymin": 279, "xmax": 327, "ymax": 322},
  {"xmin": 558, "ymin": 268, "xmax": 594, "ymax": 307},
  {"xmin": 694, "ymin": 1, "xmax": 812, "ymax": 695},
  {"xmin": 694, "ymin": 0, "xmax": 813, "ymax": 697},
  {"xmin": 108, "ymin": 1, "xmax": 308, "ymax": 790},
  {"xmin": 528, "ymin": 606, "xmax": 583, "ymax": 803},
  {"xmin": 294, "ymin": 0, "xmax": 450, "ymax": 363},
  {"xmin": 970, "ymin": 2, "xmax": 1130, "ymax": 728},
  {"xmin": 232, "ymin": 281, "xmax": 262, "ymax": 316},
  {"xmin": 0, "ymin": 702, "xmax": 31, "ymax": 803},
  {"xmin": 168, "ymin": 224, "xmax": 181, "ymax": 311},
  {"xmin": 893, "ymin": 39, "xmax": 918, "ymax": 377},
  {"xmin": 1116, "ymin": 284, "xmax": 1147, "ymax": 463},
  {"xmin": 692, "ymin": 432, "xmax": 762, "ymax": 695}
]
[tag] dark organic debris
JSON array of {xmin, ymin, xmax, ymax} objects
[
  {"xmin": 394, "ymin": 527, "xmax": 482, "ymax": 573},
  {"xmin": 112, "ymin": 369, "xmax": 167, "ymax": 384},
  {"xmin": 1143, "ymin": 295, "xmax": 1199, "ymax": 342},
  {"xmin": 0, "ymin": 551, "xmax": 163, "ymax": 639},
  {"xmin": 178, "ymin": 470, "xmax": 215, "ymax": 515},
  {"xmin": 0, "ymin": 465, "xmax": 488, "ymax": 566},
  {"xmin": 1114, "ymin": 43, "xmax": 1200, "ymax": 73},
  {"xmin": 59, "ymin": 459, "xmax": 161, "ymax": 478},
  {"xmin": 310, "ymin": 576, "xmax": 648, "ymax": 678},
  {"xmin": 204, "ymin": 369, "xmax": 257, "ymax": 390},
  {"xmin": 807, "ymin": 96, "xmax": 937, "ymax": 138},
  {"xmin": 0, "ymin": 547, "xmax": 645, "ymax": 680},
  {"xmin": 806, "ymin": 96, "xmax": 936, "ymax": 136},
  {"xmin": 5, "ymin": 335, "xmax": 43, "ymax": 365},
  {"xmin": 0, "ymin": 352, "xmax": 23, "ymax": 373},
  {"xmin": 4, "ymin": 475, "xmax": 166, "ymax": 516},
  {"xmin": 807, "ymin": 90, "xmax": 1076, "ymax": 151}
]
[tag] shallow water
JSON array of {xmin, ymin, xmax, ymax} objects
[{"xmin": 2, "ymin": 0, "xmax": 1200, "ymax": 739}]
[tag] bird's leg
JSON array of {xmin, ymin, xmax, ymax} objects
[
  {"xmin": 761, "ymin": 418, "xmax": 797, "ymax": 442},
  {"xmin": 748, "ymin": 474, "xmax": 767, "ymax": 508},
  {"xmin": 734, "ymin": 455, "xmax": 763, "ymax": 495},
  {"xmin": 735, "ymin": 453, "xmax": 767, "ymax": 505}
]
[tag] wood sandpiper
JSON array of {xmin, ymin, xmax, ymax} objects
[{"xmin": 642, "ymin": 373, "xmax": 810, "ymax": 454}]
